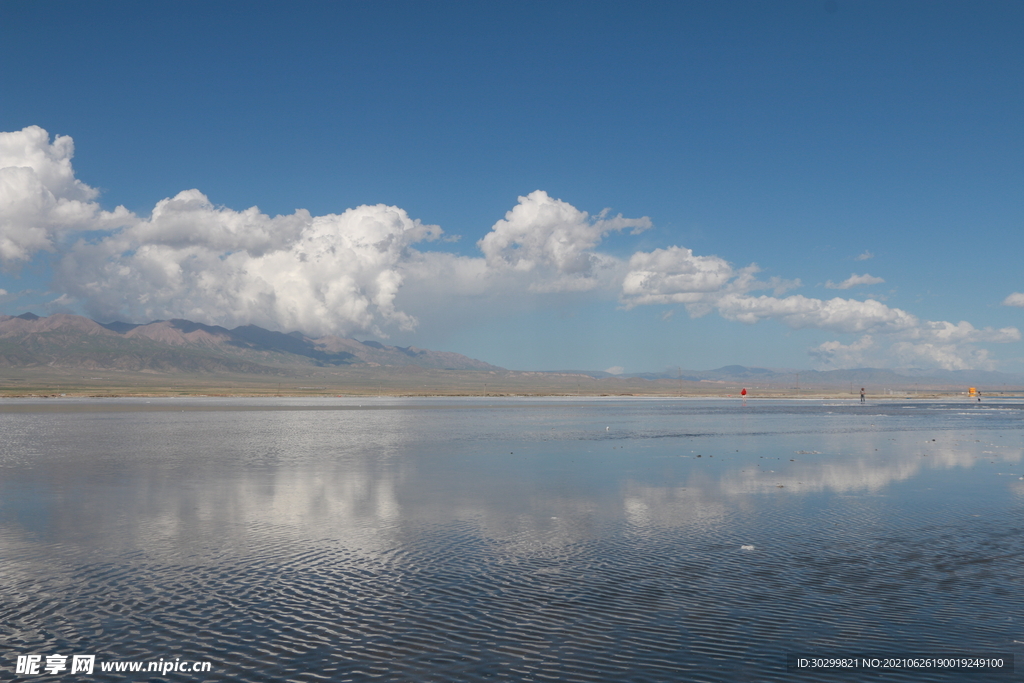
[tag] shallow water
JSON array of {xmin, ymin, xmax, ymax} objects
[{"xmin": 1, "ymin": 397, "xmax": 1022, "ymax": 681}]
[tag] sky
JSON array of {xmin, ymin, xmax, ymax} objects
[{"xmin": 1, "ymin": 0, "xmax": 1022, "ymax": 374}]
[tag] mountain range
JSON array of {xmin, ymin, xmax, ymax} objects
[
  {"xmin": 0, "ymin": 313, "xmax": 501, "ymax": 374},
  {"xmin": 2, "ymin": 313, "xmax": 1022, "ymax": 390}
]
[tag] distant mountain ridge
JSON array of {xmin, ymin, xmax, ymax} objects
[
  {"xmin": 3, "ymin": 313, "xmax": 1022, "ymax": 388},
  {"xmin": 599, "ymin": 364, "xmax": 1024, "ymax": 389},
  {"xmin": 0, "ymin": 313, "xmax": 502, "ymax": 373}
]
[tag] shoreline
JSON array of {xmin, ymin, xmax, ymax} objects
[
  {"xmin": 2, "ymin": 368, "xmax": 1019, "ymax": 400},
  {"xmin": 2, "ymin": 390, "xmax": 1018, "ymax": 401}
]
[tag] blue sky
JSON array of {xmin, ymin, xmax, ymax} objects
[{"xmin": 1, "ymin": 0, "xmax": 1022, "ymax": 373}]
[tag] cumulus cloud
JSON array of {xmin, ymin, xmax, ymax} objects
[
  {"xmin": 619, "ymin": 244, "xmax": 1019, "ymax": 371},
  {"xmin": 57, "ymin": 194, "xmax": 441, "ymax": 337},
  {"xmin": 805, "ymin": 317, "xmax": 1019, "ymax": 371},
  {"xmin": 906, "ymin": 320, "xmax": 1019, "ymax": 344},
  {"xmin": 0, "ymin": 126, "xmax": 134, "ymax": 264},
  {"xmin": 711, "ymin": 294, "xmax": 1015, "ymax": 344},
  {"xmin": 3, "ymin": 126, "xmax": 1018, "ymax": 371},
  {"xmin": 888, "ymin": 341, "xmax": 995, "ymax": 371},
  {"xmin": 478, "ymin": 190, "xmax": 650, "ymax": 292},
  {"xmin": 710, "ymin": 293, "xmax": 1017, "ymax": 371},
  {"xmin": 47, "ymin": 173, "xmax": 653, "ymax": 336},
  {"xmin": 620, "ymin": 246, "xmax": 735, "ymax": 306},
  {"xmin": 619, "ymin": 247, "xmax": 802, "ymax": 316},
  {"xmin": 854, "ymin": 250, "xmax": 874, "ymax": 261},
  {"xmin": 715, "ymin": 294, "xmax": 917, "ymax": 333},
  {"xmin": 808, "ymin": 331, "xmax": 1011, "ymax": 372},
  {"xmin": 825, "ymin": 273, "xmax": 885, "ymax": 289},
  {"xmin": 134, "ymin": 189, "xmax": 311, "ymax": 255}
]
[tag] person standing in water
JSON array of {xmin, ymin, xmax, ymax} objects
[{"xmin": 860, "ymin": 388, "xmax": 865, "ymax": 403}]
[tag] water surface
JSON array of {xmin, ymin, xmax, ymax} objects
[{"xmin": 1, "ymin": 398, "xmax": 1022, "ymax": 681}]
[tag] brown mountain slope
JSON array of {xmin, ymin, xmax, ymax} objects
[{"xmin": 0, "ymin": 314, "xmax": 503, "ymax": 373}]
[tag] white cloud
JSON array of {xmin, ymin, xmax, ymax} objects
[
  {"xmin": 1003, "ymin": 292, "xmax": 1024, "ymax": 307},
  {"xmin": 4, "ymin": 126, "xmax": 1018, "ymax": 372},
  {"xmin": 47, "ymin": 179, "xmax": 654, "ymax": 338},
  {"xmin": 605, "ymin": 366, "xmax": 624, "ymax": 375},
  {"xmin": 907, "ymin": 320, "xmax": 1019, "ymax": 344},
  {"xmin": 478, "ymin": 190, "xmax": 650, "ymax": 292},
  {"xmin": 394, "ymin": 192, "xmax": 656, "ymax": 333},
  {"xmin": 0, "ymin": 126, "xmax": 134, "ymax": 264},
  {"xmin": 135, "ymin": 189, "xmax": 311, "ymax": 255},
  {"xmin": 57, "ymin": 197, "xmax": 442, "ymax": 337},
  {"xmin": 825, "ymin": 273, "xmax": 885, "ymax": 289},
  {"xmin": 854, "ymin": 250, "xmax": 874, "ymax": 261},
  {"xmin": 809, "ymin": 333, "xmax": 1005, "ymax": 371},
  {"xmin": 619, "ymin": 251, "xmax": 914, "ymax": 337},
  {"xmin": 715, "ymin": 295, "xmax": 1018, "ymax": 370},
  {"xmin": 888, "ymin": 341, "xmax": 994, "ymax": 371},
  {"xmin": 620, "ymin": 246, "xmax": 735, "ymax": 306},
  {"xmin": 619, "ymin": 248, "xmax": 802, "ymax": 316},
  {"xmin": 715, "ymin": 294, "xmax": 917, "ymax": 333},
  {"xmin": 620, "ymin": 244, "xmax": 1019, "ymax": 371}
]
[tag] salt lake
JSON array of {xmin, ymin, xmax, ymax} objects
[{"xmin": 1, "ymin": 397, "xmax": 1022, "ymax": 681}]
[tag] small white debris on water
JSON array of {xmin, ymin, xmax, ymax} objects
[
  {"xmin": 741, "ymin": 545, "xmax": 755, "ymax": 551},
  {"xmin": 606, "ymin": 426, "xmax": 610, "ymax": 431}
]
